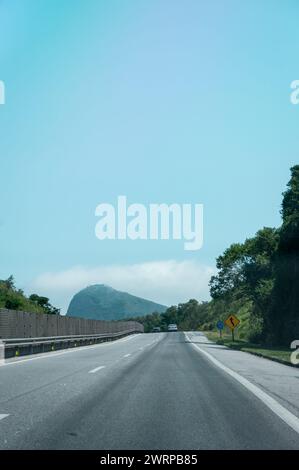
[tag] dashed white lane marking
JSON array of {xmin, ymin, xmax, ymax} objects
[
  {"xmin": 123, "ymin": 354, "xmax": 131, "ymax": 358},
  {"xmin": 0, "ymin": 414, "xmax": 9, "ymax": 421},
  {"xmin": 0, "ymin": 334, "xmax": 142, "ymax": 368},
  {"xmin": 88, "ymin": 365, "xmax": 106, "ymax": 374},
  {"xmin": 0, "ymin": 334, "xmax": 163, "ymax": 369},
  {"xmin": 185, "ymin": 333, "xmax": 299, "ymax": 436}
]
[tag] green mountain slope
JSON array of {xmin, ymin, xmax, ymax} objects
[{"xmin": 66, "ymin": 284, "xmax": 167, "ymax": 320}]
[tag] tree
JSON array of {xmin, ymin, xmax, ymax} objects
[
  {"xmin": 209, "ymin": 243, "xmax": 247, "ymax": 300},
  {"xmin": 4, "ymin": 275, "xmax": 15, "ymax": 290},
  {"xmin": 268, "ymin": 166, "xmax": 299, "ymax": 344},
  {"xmin": 29, "ymin": 294, "xmax": 60, "ymax": 315},
  {"xmin": 209, "ymin": 227, "xmax": 279, "ymax": 342}
]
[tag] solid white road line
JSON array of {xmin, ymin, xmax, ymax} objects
[
  {"xmin": 185, "ymin": 333, "xmax": 299, "ymax": 436},
  {"xmin": 88, "ymin": 365, "xmax": 106, "ymax": 374},
  {"xmin": 0, "ymin": 414, "xmax": 9, "ymax": 421}
]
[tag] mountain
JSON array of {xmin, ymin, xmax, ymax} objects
[{"xmin": 66, "ymin": 284, "xmax": 167, "ymax": 320}]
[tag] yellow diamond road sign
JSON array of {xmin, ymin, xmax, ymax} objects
[{"xmin": 225, "ymin": 314, "xmax": 240, "ymax": 330}]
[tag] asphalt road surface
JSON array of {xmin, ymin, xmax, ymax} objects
[{"xmin": 0, "ymin": 331, "xmax": 298, "ymax": 450}]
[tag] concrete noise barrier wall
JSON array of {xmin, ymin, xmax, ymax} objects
[{"xmin": 0, "ymin": 308, "xmax": 144, "ymax": 339}]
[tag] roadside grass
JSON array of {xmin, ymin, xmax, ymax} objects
[{"xmin": 205, "ymin": 330, "xmax": 296, "ymax": 367}]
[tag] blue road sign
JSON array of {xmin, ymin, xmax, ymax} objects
[{"xmin": 217, "ymin": 320, "xmax": 224, "ymax": 330}]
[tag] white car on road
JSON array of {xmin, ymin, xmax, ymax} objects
[{"xmin": 168, "ymin": 323, "xmax": 178, "ymax": 332}]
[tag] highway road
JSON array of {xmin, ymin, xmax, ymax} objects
[{"xmin": 0, "ymin": 331, "xmax": 298, "ymax": 450}]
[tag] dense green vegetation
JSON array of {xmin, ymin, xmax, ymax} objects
[
  {"xmin": 0, "ymin": 276, "xmax": 60, "ymax": 315},
  {"xmin": 131, "ymin": 300, "xmax": 210, "ymax": 333},
  {"xmin": 136, "ymin": 166, "xmax": 299, "ymax": 346}
]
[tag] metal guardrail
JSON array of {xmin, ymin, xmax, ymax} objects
[
  {"xmin": 2, "ymin": 329, "xmax": 141, "ymax": 359},
  {"xmin": 3, "ymin": 330, "xmax": 136, "ymax": 345}
]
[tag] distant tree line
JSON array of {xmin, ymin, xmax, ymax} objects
[
  {"xmin": 135, "ymin": 166, "xmax": 299, "ymax": 346},
  {"xmin": 131, "ymin": 300, "xmax": 211, "ymax": 334},
  {"xmin": 0, "ymin": 276, "xmax": 60, "ymax": 315}
]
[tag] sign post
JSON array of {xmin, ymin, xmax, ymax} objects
[
  {"xmin": 216, "ymin": 320, "xmax": 224, "ymax": 338},
  {"xmin": 224, "ymin": 315, "xmax": 240, "ymax": 341}
]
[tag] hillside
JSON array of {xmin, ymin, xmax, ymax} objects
[
  {"xmin": 66, "ymin": 284, "xmax": 167, "ymax": 320},
  {"xmin": 0, "ymin": 276, "xmax": 60, "ymax": 315}
]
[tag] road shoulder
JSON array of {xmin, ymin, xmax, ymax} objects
[{"xmin": 185, "ymin": 331, "xmax": 299, "ymax": 420}]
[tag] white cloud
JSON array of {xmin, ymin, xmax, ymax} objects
[{"xmin": 28, "ymin": 260, "xmax": 216, "ymax": 314}]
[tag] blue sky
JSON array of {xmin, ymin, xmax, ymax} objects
[{"xmin": 0, "ymin": 0, "xmax": 298, "ymax": 312}]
